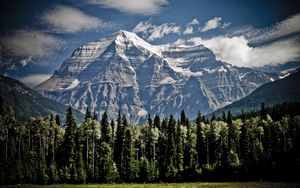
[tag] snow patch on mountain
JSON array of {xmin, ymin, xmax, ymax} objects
[{"xmin": 36, "ymin": 30, "xmax": 279, "ymax": 123}]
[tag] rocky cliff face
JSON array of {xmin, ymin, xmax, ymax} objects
[{"xmin": 36, "ymin": 30, "xmax": 277, "ymax": 123}]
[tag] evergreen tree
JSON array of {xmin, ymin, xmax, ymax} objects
[
  {"xmin": 93, "ymin": 110, "xmax": 98, "ymax": 121},
  {"xmin": 260, "ymin": 102, "xmax": 267, "ymax": 119},
  {"xmin": 99, "ymin": 142, "xmax": 119, "ymax": 183},
  {"xmin": 153, "ymin": 115, "xmax": 160, "ymax": 129},
  {"xmin": 227, "ymin": 111, "xmax": 238, "ymax": 153},
  {"xmin": 100, "ymin": 111, "xmax": 110, "ymax": 144},
  {"xmin": 139, "ymin": 157, "xmax": 150, "ymax": 182},
  {"xmin": 122, "ymin": 129, "xmax": 134, "ymax": 182},
  {"xmin": 196, "ymin": 114, "xmax": 206, "ymax": 167},
  {"xmin": 60, "ymin": 107, "xmax": 77, "ymax": 182},
  {"xmin": 180, "ymin": 110, "xmax": 187, "ymax": 126},
  {"xmin": 222, "ymin": 111, "xmax": 226, "ymax": 122},
  {"xmin": 55, "ymin": 114, "xmax": 61, "ymax": 127},
  {"xmin": 85, "ymin": 107, "xmax": 92, "ymax": 120},
  {"xmin": 175, "ymin": 123, "xmax": 183, "ymax": 177},
  {"xmin": 114, "ymin": 111, "xmax": 124, "ymax": 174},
  {"xmin": 166, "ymin": 115, "xmax": 177, "ymax": 179},
  {"xmin": 74, "ymin": 128, "xmax": 86, "ymax": 183}
]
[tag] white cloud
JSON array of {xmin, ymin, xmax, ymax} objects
[
  {"xmin": 133, "ymin": 20, "xmax": 180, "ymax": 41},
  {"xmin": 0, "ymin": 30, "xmax": 63, "ymax": 58},
  {"xmin": 252, "ymin": 13, "xmax": 300, "ymax": 42},
  {"xmin": 199, "ymin": 17, "xmax": 230, "ymax": 32},
  {"xmin": 132, "ymin": 20, "xmax": 152, "ymax": 34},
  {"xmin": 229, "ymin": 13, "xmax": 300, "ymax": 43},
  {"xmin": 188, "ymin": 19, "xmax": 199, "ymax": 26},
  {"xmin": 19, "ymin": 56, "xmax": 32, "ymax": 67},
  {"xmin": 147, "ymin": 23, "xmax": 180, "ymax": 41},
  {"xmin": 186, "ymin": 36, "xmax": 300, "ymax": 67},
  {"xmin": 183, "ymin": 26, "xmax": 193, "ymax": 35},
  {"xmin": 19, "ymin": 74, "xmax": 51, "ymax": 88},
  {"xmin": 183, "ymin": 19, "xmax": 199, "ymax": 35},
  {"xmin": 42, "ymin": 5, "xmax": 102, "ymax": 33},
  {"xmin": 89, "ymin": 0, "xmax": 168, "ymax": 15}
]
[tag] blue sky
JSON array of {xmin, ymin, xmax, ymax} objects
[{"xmin": 0, "ymin": 0, "xmax": 300, "ymax": 87}]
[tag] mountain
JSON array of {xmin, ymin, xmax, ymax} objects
[
  {"xmin": 36, "ymin": 30, "xmax": 278, "ymax": 123},
  {"xmin": 0, "ymin": 75, "xmax": 84, "ymax": 122},
  {"xmin": 211, "ymin": 69, "xmax": 300, "ymax": 117}
]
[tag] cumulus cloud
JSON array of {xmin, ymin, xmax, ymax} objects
[
  {"xmin": 0, "ymin": 30, "xmax": 63, "ymax": 58},
  {"xmin": 19, "ymin": 74, "xmax": 51, "ymax": 88},
  {"xmin": 199, "ymin": 17, "xmax": 230, "ymax": 32},
  {"xmin": 133, "ymin": 20, "xmax": 180, "ymax": 41},
  {"xmin": 89, "ymin": 0, "xmax": 168, "ymax": 15},
  {"xmin": 42, "ymin": 5, "xmax": 102, "ymax": 33},
  {"xmin": 183, "ymin": 18, "xmax": 199, "ymax": 35},
  {"xmin": 185, "ymin": 36, "xmax": 300, "ymax": 67}
]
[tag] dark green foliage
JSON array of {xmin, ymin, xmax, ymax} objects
[
  {"xmin": 100, "ymin": 111, "xmax": 110, "ymax": 144},
  {"xmin": 1, "ymin": 103, "xmax": 300, "ymax": 184},
  {"xmin": 85, "ymin": 108, "xmax": 92, "ymax": 121},
  {"xmin": 0, "ymin": 75, "xmax": 84, "ymax": 123},
  {"xmin": 212, "ymin": 70, "xmax": 300, "ymax": 117},
  {"xmin": 99, "ymin": 142, "xmax": 119, "ymax": 183}
]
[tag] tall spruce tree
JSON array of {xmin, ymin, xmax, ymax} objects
[
  {"xmin": 60, "ymin": 107, "xmax": 77, "ymax": 182},
  {"xmin": 101, "ymin": 111, "xmax": 110, "ymax": 144}
]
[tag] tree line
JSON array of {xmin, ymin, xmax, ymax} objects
[{"xmin": 0, "ymin": 103, "xmax": 300, "ymax": 184}]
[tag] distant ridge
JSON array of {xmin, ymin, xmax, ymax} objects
[
  {"xmin": 211, "ymin": 69, "xmax": 300, "ymax": 117},
  {"xmin": 0, "ymin": 75, "xmax": 84, "ymax": 122}
]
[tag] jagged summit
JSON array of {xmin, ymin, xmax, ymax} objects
[{"xmin": 36, "ymin": 30, "xmax": 278, "ymax": 123}]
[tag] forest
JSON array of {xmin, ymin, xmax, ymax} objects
[{"xmin": 0, "ymin": 103, "xmax": 300, "ymax": 185}]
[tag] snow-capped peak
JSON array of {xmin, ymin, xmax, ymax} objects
[{"xmin": 36, "ymin": 30, "xmax": 278, "ymax": 123}]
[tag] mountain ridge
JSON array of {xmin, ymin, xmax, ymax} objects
[
  {"xmin": 210, "ymin": 69, "xmax": 300, "ymax": 117},
  {"xmin": 0, "ymin": 75, "xmax": 84, "ymax": 122},
  {"xmin": 36, "ymin": 30, "xmax": 279, "ymax": 123}
]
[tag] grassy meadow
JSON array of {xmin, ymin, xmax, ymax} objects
[{"xmin": 2, "ymin": 182, "xmax": 300, "ymax": 188}]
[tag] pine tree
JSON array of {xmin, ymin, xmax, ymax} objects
[
  {"xmin": 145, "ymin": 115, "xmax": 154, "ymax": 161},
  {"xmin": 85, "ymin": 107, "xmax": 92, "ymax": 120},
  {"xmin": 60, "ymin": 106, "xmax": 77, "ymax": 182},
  {"xmin": 260, "ymin": 102, "xmax": 267, "ymax": 119},
  {"xmin": 74, "ymin": 128, "xmax": 86, "ymax": 183},
  {"xmin": 122, "ymin": 128, "xmax": 134, "ymax": 182},
  {"xmin": 93, "ymin": 110, "xmax": 98, "ymax": 121},
  {"xmin": 227, "ymin": 111, "xmax": 237, "ymax": 153},
  {"xmin": 222, "ymin": 111, "xmax": 226, "ymax": 122},
  {"xmin": 166, "ymin": 115, "xmax": 177, "ymax": 179},
  {"xmin": 100, "ymin": 111, "xmax": 110, "ymax": 144},
  {"xmin": 175, "ymin": 123, "xmax": 184, "ymax": 176},
  {"xmin": 114, "ymin": 111, "xmax": 124, "ymax": 174},
  {"xmin": 139, "ymin": 157, "xmax": 150, "ymax": 182},
  {"xmin": 196, "ymin": 113, "xmax": 206, "ymax": 167},
  {"xmin": 153, "ymin": 115, "xmax": 161, "ymax": 129},
  {"xmin": 55, "ymin": 114, "xmax": 61, "ymax": 127},
  {"xmin": 180, "ymin": 110, "xmax": 187, "ymax": 126},
  {"xmin": 99, "ymin": 142, "xmax": 119, "ymax": 183}
]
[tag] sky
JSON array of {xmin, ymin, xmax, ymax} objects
[{"xmin": 0, "ymin": 0, "xmax": 300, "ymax": 87}]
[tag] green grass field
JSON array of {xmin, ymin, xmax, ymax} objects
[{"xmin": 3, "ymin": 182, "xmax": 300, "ymax": 188}]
